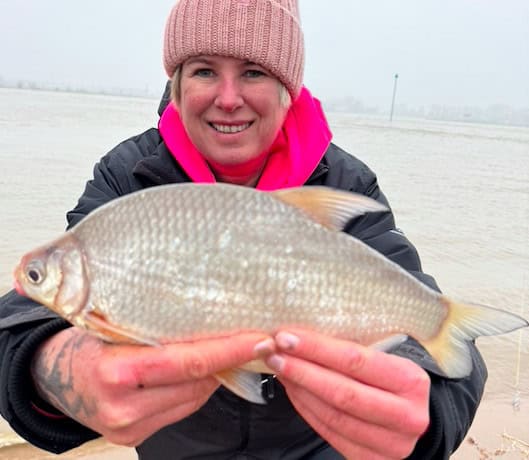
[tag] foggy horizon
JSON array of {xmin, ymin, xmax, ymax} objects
[{"xmin": 1, "ymin": 0, "xmax": 528, "ymax": 111}]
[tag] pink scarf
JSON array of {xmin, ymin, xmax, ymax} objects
[{"xmin": 158, "ymin": 87, "xmax": 332, "ymax": 191}]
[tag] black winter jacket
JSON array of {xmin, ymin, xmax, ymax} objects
[{"xmin": 0, "ymin": 89, "xmax": 486, "ymax": 459}]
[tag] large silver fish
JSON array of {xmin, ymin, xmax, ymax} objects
[{"xmin": 14, "ymin": 183, "xmax": 528, "ymax": 403}]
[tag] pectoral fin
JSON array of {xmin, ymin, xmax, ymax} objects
[{"xmin": 82, "ymin": 309, "xmax": 160, "ymax": 347}]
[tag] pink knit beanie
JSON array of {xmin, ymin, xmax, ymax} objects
[{"xmin": 163, "ymin": 0, "xmax": 304, "ymax": 99}]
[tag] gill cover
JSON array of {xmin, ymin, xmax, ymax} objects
[{"xmin": 15, "ymin": 233, "xmax": 89, "ymax": 321}]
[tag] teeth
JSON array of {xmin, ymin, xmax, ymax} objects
[{"xmin": 212, "ymin": 123, "xmax": 251, "ymax": 134}]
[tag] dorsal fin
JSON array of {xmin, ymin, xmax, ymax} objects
[{"xmin": 271, "ymin": 186, "xmax": 388, "ymax": 230}]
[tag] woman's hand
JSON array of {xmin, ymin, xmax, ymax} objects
[
  {"xmin": 31, "ymin": 327, "xmax": 272, "ymax": 447},
  {"xmin": 266, "ymin": 330, "xmax": 431, "ymax": 460}
]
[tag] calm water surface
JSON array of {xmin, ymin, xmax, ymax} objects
[{"xmin": 0, "ymin": 88, "xmax": 528, "ymax": 457}]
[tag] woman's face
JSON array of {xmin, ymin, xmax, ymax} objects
[{"xmin": 176, "ymin": 55, "xmax": 290, "ymax": 185}]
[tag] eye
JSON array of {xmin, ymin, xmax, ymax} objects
[
  {"xmin": 244, "ymin": 69, "xmax": 266, "ymax": 78},
  {"xmin": 25, "ymin": 260, "xmax": 46, "ymax": 285},
  {"xmin": 194, "ymin": 68, "xmax": 214, "ymax": 77}
]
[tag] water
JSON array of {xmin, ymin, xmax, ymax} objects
[{"xmin": 0, "ymin": 88, "xmax": 528, "ymax": 458}]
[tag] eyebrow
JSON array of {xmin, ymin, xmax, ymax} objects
[
  {"xmin": 185, "ymin": 57, "xmax": 214, "ymax": 66},
  {"xmin": 185, "ymin": 57, "xmax": 260, "ymax": 67}
]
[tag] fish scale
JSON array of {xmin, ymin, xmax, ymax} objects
[{"xmin": 86, "ymin": 188, "xmax": 350, "ymax": 338}]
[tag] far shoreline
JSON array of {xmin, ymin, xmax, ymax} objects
[{"xmin": 1, "ymin": 85, "xmax": 528, "ymax": 128}]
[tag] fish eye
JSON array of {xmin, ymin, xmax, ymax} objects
[{"xmin": 25, "ymin": 260, "xmax": 46, "ymax": 285}]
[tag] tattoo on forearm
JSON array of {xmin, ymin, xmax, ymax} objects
[{"xmin": 32, "ymin": 332, "xmax": 98, "ymax": 422}]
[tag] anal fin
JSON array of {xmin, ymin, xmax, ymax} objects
[
  {"xmin": 369, "ymin": 334, "xmax": 408, "ymax": 352},
  {"xmin": 215, "ymin": 368, "xmax": 266, "ymax": 404}
]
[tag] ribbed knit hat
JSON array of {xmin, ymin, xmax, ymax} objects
[{"xmin": 163, "ymin": 0, "xmax": 304, "ymax": 99}]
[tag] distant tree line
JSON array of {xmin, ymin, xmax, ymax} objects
[
  {"xmin": 0, "ymin": 76, "xmax": 157, "ymax": 99},
  {"xmin": 323, "ymin": 98, "xmax": 529, "ymax": 127}
]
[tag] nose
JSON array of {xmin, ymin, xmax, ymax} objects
[{"xmin": 214, "ymin": 77, "xmax": 244, "ymax": 112}]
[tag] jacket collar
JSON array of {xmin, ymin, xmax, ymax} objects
[
  {"xmin": 133, "ymin": 139, "xmax": 330, "ymax": 187},
  {"xmin": 132, "ymin": 142, "xmax": 191, "ymax": 186},
  {"xmin": 158, "ymin": 80, "xmax": 172, "ymax": 117}
]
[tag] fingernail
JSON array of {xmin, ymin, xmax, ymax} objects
[
  {"xmin": 253, "ymin": 338, "xmax": 275, "ymax": 358},
  {"xmin": 265, "ymin": 354, "xmax": 285, "ymax": 373},
  {"xmin": 275, "ymin": 332, "xmax": 300, "ymax": 350}
]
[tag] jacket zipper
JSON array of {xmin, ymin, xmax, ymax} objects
[
  {"xmin": 238, "ymin": 376, "xmax": 276, "ymax": 453},
  {"xmin": 262, "ymin": 374, "xmax": 276, "ymax": 400}
]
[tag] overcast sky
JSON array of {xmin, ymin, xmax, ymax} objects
[{"xmin": 1, "ymin": 0, "xmax": 528, "ymax": 109}]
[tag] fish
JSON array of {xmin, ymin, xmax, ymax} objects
[{"xmin": 14, "ymin": 183, "xmax": 528, "ymax": 403}]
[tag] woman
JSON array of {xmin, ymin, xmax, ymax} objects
[{"xmin": 0, "ymin": 0, "xmax": 486, "ymax": 458}]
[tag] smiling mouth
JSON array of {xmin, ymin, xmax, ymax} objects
[{"xmin": 210, "ymin": 122, "xmax": 252, "ymax": 134}]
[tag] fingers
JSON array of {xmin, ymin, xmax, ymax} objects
[
  {"xmin": 98, "ymin": 385, "xmax": 216, "ymax": 447},
  {"xmin": 271, "ymin": 329, "xmax": 429, "ymax": 395},
  {"xmin": 83, "ymin": 332, "xmax": 274, "ymax": 442},
  {"xmin": 32, "ymin": 328, "xmax": 274, "ymax": 447},
  {"xmin": 270, "ymin": 351, "xmax": 422, "ymax": 430},
  {"xmin": 100, "ymin": 332, "xmax": 273, "ymax": 389},
  {"xmin": 92, "ymin": 379, "xmax": 217, "ymax": 446},
  {"xmin": 283, "ymin": 380, "xmax": 421, "ymax": 459},
  {"xmin": 92, "ymin": 377, "xmax": 218, "ymax": 430},
  {"xmin": 265, "ymin": 329, "xmax": 431, "ymax": 458}
]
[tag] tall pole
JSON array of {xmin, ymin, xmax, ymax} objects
[{"xmin": 390, "ymin": 73, "xmax": 399, "ymax": 122}]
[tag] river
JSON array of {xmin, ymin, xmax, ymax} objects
[{"xmin": 0, "ymin": 88, "xmax": 528, "ymax": 458}]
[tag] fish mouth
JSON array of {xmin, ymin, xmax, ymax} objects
[
  {"xmin": 13, "ymin": 278, "xmax": 25, "ymax": 296},
  {"xmin": 209, "ymin": 122, "xmax": 253, "ymax": 134},
  {"xmin": 13, "ymin": 263, "xmax": 26, "ymax": 296}
]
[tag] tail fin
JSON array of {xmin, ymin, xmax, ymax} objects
[{"xmin": 421, "ymin": 299, "xmax": 528, "ymax": 378}]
